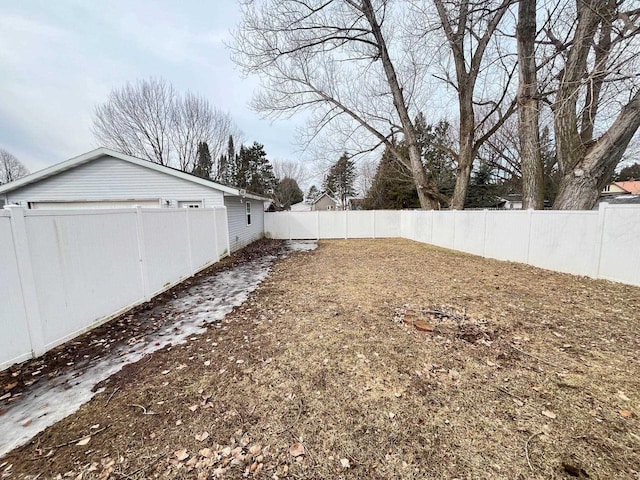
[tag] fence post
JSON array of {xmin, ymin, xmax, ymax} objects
[
  {"xmin": 183, "ymin": 207, "xmax": 195, "ymax": 275},
  {"xmin": 5, "ymin": 205, "xmax": 46, "ymax": 357},
  {"xmin": 316, "ymin": 210, "xmax": 320, "ymax": 240},
  {"xmin": 593, "ymin": 202, "xmax": 608, "ymax": 278},
  {"xmin": 133, "ymin": 206, "xmax": 151, "ymax": 301}
]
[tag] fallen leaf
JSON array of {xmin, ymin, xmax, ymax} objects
[
  {"xmin": 4, "ymin": 382, "xmax": 17, "ymax": 391},
  {"xmin": 199, "ymin": 448, "xmax": 214, "ymax": 458},
  {"xmin": 189, "ymin": 405, "xmax": 199, "ymax": 412},
  {"xmin": 76, "ymin": 437, "xmax": 91, "ymax": 446},
  {"xmin": 161, "ymin": 370, "xmax": 171, "ymax": 375},
  {"xmin": 542, "ymin": 410, "xmax": 557, "ymax": 419},
  {"xmin": 289, "ymin": 443, "xmax": 305, "ymax": 457},
  {"xmin": 195, "ymin": 432, "xmax": 210, "ymax": 442},
  {"xmin": 620, "ymin": 410, "xmax": 633, "ymax": 418},
  {"xmin": 204, "ymin": 361, "xmax": 211, "ymax": 367},
  {"xmin": 340, "ymin": 458, "xmax": 351, "ymax": 469},
  {"xmin": 174, "ymin": 449, "xmax": 189, "ymax": 461},
  {"xmin": 175, "ymin": 420, "xmax": 183, "ymax": 426},
  {"xmin": 22, "ymin": 419, "xmax": 32, "ymax": 427}
]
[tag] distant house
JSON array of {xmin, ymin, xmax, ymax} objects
[
  {"xmin": 602, "ymin": 181, "xmax": 640, "ymax": 195},
  {"xmin": 290, "ymin": 192, "xmax": 340, "ymax": 212},
  {"xmin": 0, "ymin": 148, "xmax": 269, "ymax": 252},
  {"xmin": 498, "ymin": 194, "xmax": 523, "ymax": 210}
]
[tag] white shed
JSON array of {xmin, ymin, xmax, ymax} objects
[{"xmin": 0, "ymin": 148, "xmax": 268, "ymax": 252}]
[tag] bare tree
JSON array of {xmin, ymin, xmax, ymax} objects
[
  {"xmin": 357, "ymin": 157, "xmax": 378, "ymax": 196},
  {"xmin": 234, "ymin": 0, "xmax": 444, "ymax": 209},
  {"xmin": 429, "ymin": 0, "xmax": 518, "ymax": 209},
  {"xmin": 93, "ymin": 78, "xmax": 237, "ymax": 173},
  {"xmin": 517, "ymin": 0, "xmax": 544, "ymax": 209},
  {"xmin": 0, "ymin": 149, "xmax": 29, "ymax": 185},
  {"xmin": 546, "ymin": 0, "xmax": 640, "ymax": 209},
  {"xmin": 272, "ymin": 159, "xmax": 310, "ymax": 187}
]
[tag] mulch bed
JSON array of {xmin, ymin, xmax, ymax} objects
[{"xmin": 1, "ymin": 238, "xmax": 638, "ymax": 479}]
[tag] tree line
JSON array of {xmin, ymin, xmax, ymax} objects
[{"xmin": 233, "ymin": 0, "xmax": 640, "ymax": 210}]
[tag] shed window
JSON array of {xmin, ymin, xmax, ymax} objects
[{"xmin": 246, "ymin": 201, "xmax": 251, "ymax": 225}]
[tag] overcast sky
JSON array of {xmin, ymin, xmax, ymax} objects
[{"xmin": 0, "ymin": 0, "xmax": 304, "ymax": 174}]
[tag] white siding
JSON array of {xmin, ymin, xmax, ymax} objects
[
  {"xmin": 225, "ymin": 196, "xmax": 265, "ymax": 252},
  {"xmin": 5, "ymin": 156, "xmax": 225, "ymax": 208}
]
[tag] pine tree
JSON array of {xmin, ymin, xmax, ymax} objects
[
  {"xmin": 192, "ymin": 142, "xmax": 212, "ymax": 179},
  {"xmin": 233, "ymin": 142, "xmax": 277, "ymax": 195},
  {"xmin": 217, "ymin": 135, "xmax": 236, "ymax": 184},
  {"xmin": 363, "ymin": 147, "xmax": 419, "ymax": 209},
  {"xmin": 305, "ymin": 185, "xmax": 320, "ymax": 203},
  {"xmin": 323, "ymin": 153, "xmax": 356, "ymax": 209},
  {"xmin": 274, "ymin": 177, "xmax": 304, "ymax": 209}
]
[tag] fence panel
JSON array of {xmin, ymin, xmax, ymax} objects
[
  {"xmin": 453, "ymin": 211, "xmax": 486, "ymax": 256},
  {"xmin": 318, "ymin": 211, "xmax": 347, "ymax": 238},
  {"xmin": 528, "ymin": 211, "xmax": 599, "ymax": 276},
  {"xmin": 264, "ymin": 212, "xmax": 290, "ymax": 239},
  {"xmin": 187, "ymin": 208, "xmax": 220, "ymax": 270},
  {"xmin": 374, "ymin": 210, "xmax": 401, "ymax": 238},
  {"xmin": 484, "ymin": 211, "xmax": 531, "ymax": 262},
  {"xmin": 24, "ymin": 209, "xmax": 143, "ymax": 351},
  {"xmin": 290, "ymin": 212, "xmax": 318, "ymax": 239},
  {"xmin": 141, "ymin": 209, "xmax": 191, "ymax": 296},
  {"xmin": 0, "ymin": 213, "xmax": 33, "ymax": 369},
  {"xmin": 431, "ymin": 211, "xmax": 455, "ymax": 248},
  {"xmin": 347, "ymin": 211, "xmax": 374, "ymax": 238},
  {"xmin": 598, "ymin": 206, "xmax": 640, "ymax": 286}
]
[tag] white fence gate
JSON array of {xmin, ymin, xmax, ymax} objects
[
  {"xmin": 265, "ymin": 204, "xmax": 640, "ymax": 287},
  {"xmin": 0, "ymin": 206, "xmax": 229, "ymax": 370}
]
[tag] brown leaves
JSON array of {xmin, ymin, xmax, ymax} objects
[
  {"xmin": 195, "ymin": 432, "xmax": 210, "ymax": 442},
  {"xmin": 541, "ymin": 410, "xmax": 557, "ymax": 419},
  {"xmin": 619, "ymin": 410, "xmax": 633, "ymax": 418},
  {"xmin": 174, "ymin": 449, "xmax": 189, "ymax": 461}
]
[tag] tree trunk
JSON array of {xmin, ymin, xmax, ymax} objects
[
  {"xmin": 450, "ymin": 92, "xmax": 475, "ymax": 209},
  {"xmin": 554, "ymin": 90, "xmax": 640, "ymax": 209},
  {"xmin": 517, "ymin": 0, "xmax": 543, "ymax": 209},
  {"xmin": 362, "ymin": 0, "xmax": 441, "ymax": 210}
]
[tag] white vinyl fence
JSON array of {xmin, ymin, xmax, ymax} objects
[
  {"xmin": 265, "ymin": 204, "xmax": 640, "ymax": 287},
  {"xmin": 1, "ymin": 206, "xmax": 229, "ymax": 370}
]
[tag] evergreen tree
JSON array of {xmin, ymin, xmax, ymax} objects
[
  {"xmin": 305, "ymin": 185, "xmax": 320, "ymax": 203},
  {"xmin": 233, "ymin": 142, "xmax": 277, "ymax": 195},
  {"xmin": 323, "ymin": 153, "xmax": 356, "ymax": 208},
  {"xmin": 217, "ymin": 135, "xmax": 236, "ymax": 184},
  {"xmin": 465, "ymin": 162, "xmax": 502, "ymax": 208},
  {"xmin": 274, "ymin": 177, "xmax": 304, "ymax": 209},
  {"xmin": 616, "ymin": 162, "xmax": 640, "ymax": 181},
  {"xmin": 192, "ymin": 141, "xmax": 212, "ymax": 179},
  {"xmin": 363, "ymin": 147, "xmax": 419, "ymax": 209}
]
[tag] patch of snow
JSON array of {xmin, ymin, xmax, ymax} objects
[
  {"xmin": 287, "ymin": 240, "xmax": 317, "ymax": 251},
  {"xmin": 0, "ymin": 244, "xmax": 304, "ymax": 458}
]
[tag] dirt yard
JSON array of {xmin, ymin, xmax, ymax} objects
[{"xmin": 1, "ymin": 239, "xmax": 638, "ymax": 479}]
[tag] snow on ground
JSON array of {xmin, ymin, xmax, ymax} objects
[{"xmin": 0, "ymin": 241, "xmax": 316, "ymax": 458}]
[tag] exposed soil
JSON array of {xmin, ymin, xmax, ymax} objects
[{"xmin": 1, "ymin": 239, "xmax": 639, "ymax": 479}]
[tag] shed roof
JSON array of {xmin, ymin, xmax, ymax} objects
[{"xmin": 0, "ymin": 147, "xmax": 269, "ymax": 202}]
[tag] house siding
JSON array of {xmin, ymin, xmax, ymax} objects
[
  {"xmin": 313, "ymin": 195, "xmax": 338, "ymax": 211},
  {"xmin": 5, "ymin": 156, "xmax": 225, "ymax": 208},
  {"xmin": 225, "ymin": 196, "xmax": 265, "ymax": 252}
]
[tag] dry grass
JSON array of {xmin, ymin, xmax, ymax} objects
[{"xmin": 1, "ymin": 239, "xmax": 639, "ymax": 479}]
